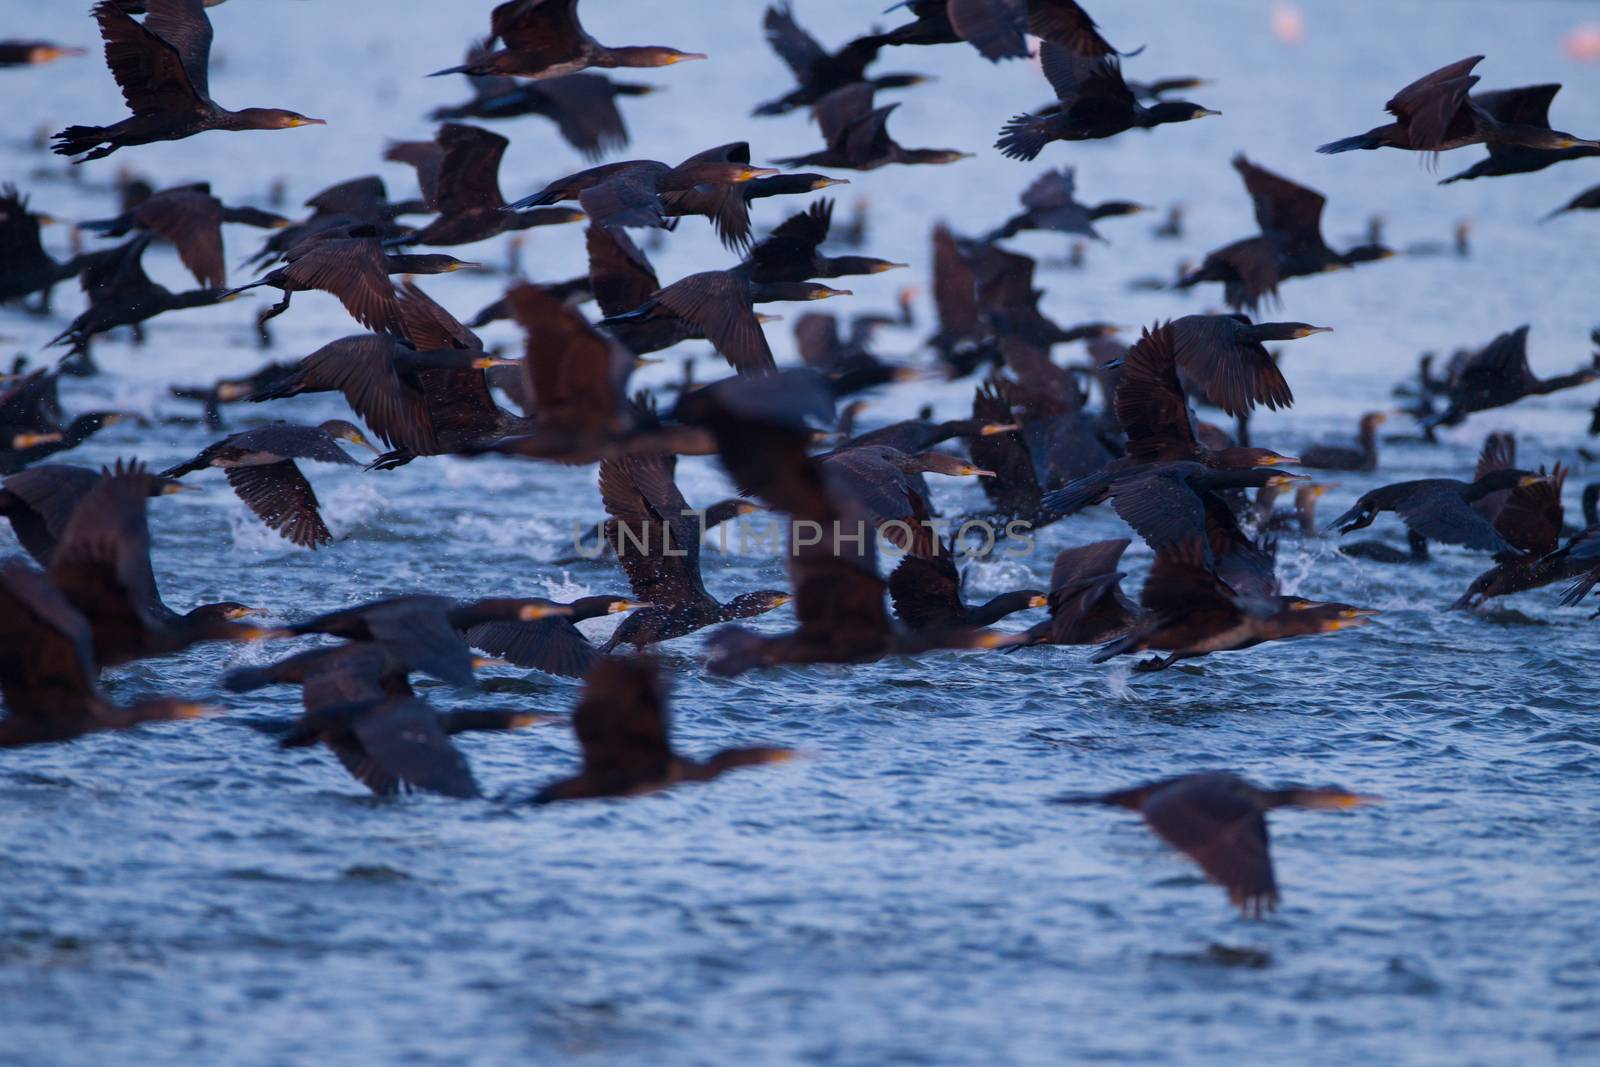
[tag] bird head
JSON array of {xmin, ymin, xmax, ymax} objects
[{"xmin": 321, "ymin": 419, "xmax": 380, "ymax": 454}]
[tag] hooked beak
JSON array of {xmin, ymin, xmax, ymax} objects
[
  {"xmin": 160, "ymin": 481, "xmax": 200, "ymax": 494},
  {"xmin": 349, "ymin": 435, "xmax": 381, "ymax": 456},
  {"xmin": 812, "ymin": 287, "xmax": 852, "ymax": 299},
  {"xmin": 287, "ymin": 117, "xmax": 327, "ymax": 128},
  {"xmin": 507, "ymin": 712, "xmax": 555, "ymax": 728},
  {"xmin": 870, "ymin": 262, "xmax": 910, "ymax": 273},
  {"xmin": 665, "ymin": 52, "xmax": 708, "ymax": 64},
  {"xmin": 755, "ymin": 313, "xmax": 784, "ymax": 324},
  {"xmin": 472, "ymin": 355, "xmax": 522, "ymax": 369},
  {"xmin": 610, "ymin": 600, "xmax": 651, "ymax": 614},
  {"xmin": 1339, "ymin": 607, "xmax": 1381, "ymax": 618},
  {"xmin": 11, "ymin": 432, "xmax": 63, "ymax": 448},
  {"xmin": 224, "ymin": 606, "xmax": 266, "ymax": 620},
  {"xmin": 1192, "ymin": 108, "xmax": 1222, "ymax": 119},
  {"xmin": 1262, "ymin": 454, "xmax": 1300, "ymax": 466},
  {"xmin": 1266, "ymin": 473, "xmax": 1310, "ymax": 487},
  {"xmin": 216, "ymin": 382, "xmax": 254, "ymax": 402},
  {"xmin": 1027, "ymin": 595, "xmax": 1049, "ymax": 609},
  {"xmin": 1295, "ymin": 326, "xmax": 1334, "ymax": 337},
  {"xmin": 960, "ymin": 466, "xmax": 996, "ymax": 477},
  {"xmin": 447, "ymin": 261, "xmax": 485, "ymax": 272},
  {"xmin": 812, "ymin": 176, "xmax": 851, "ymax": 189},
  {"xmin": 518, "ymin": 604, "xmax": 574, "ymax": 621},
  {"xmin": 470, "ymin": 656, "xmax": 511, "ymax": 669},
  {"xmin": 737, "ymin": 166, "xmax": 781, "ymax": 182},
  {"xmin": 980, "ymin": 422, "xmax": 1021, "ymax": 435}
]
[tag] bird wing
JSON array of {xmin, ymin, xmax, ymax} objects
[
  {"xmin": 793, "ymin": 550, "xmax": 889, "ymax": 640},
  {"xmin": 812, "ymin": 82, "xmax": 877, "ymax": 147},
  {"xmin": 285, "ymin": 335, "xmax": 439, "ymax": 455},
  {"xmin": 91, "ymin": 0, "xmax": 203, "ymax": 116},
  {"xmin": 1142, "ymin": 778, "xmax": 1279, "ymax": 915},
  {"xmin": 136, "ymin": 189, "xmax": 225, "ymax": 288},
  {"xmin": 1114, "ymin": 322, "xmax": 1201, "ymax": 462},
  {"xmin": 0, "ymin": 466, "xmax": 105, "ymax": 559},
  {"xmin": 1049, "ymin": 538, "xmax": 1132, "ymax": 592},
  {"xmin": 1028, "ymin": 0, "xmax": 1118, "ymax": 58},
  {"xmin": 1473, "ymin": 431, "xmax": 1516, "ymax": 480},
  {"xmin": 745, "ymin": 199, "xmax": 832, "ymax": 280},
  {"xmin": 394, "ymin": 280, "xmax": 482, "ymax": 352},
  {"xmin": 538, "ymin": 73, "xmax": 630, "ymax": 159},
  {"xmin": 1136, "ymin": 535, "xmax": 1231, "ymax": 619},
  {"xmin": 47, "ymin": 461, "xmax": 168, "ymax": 633},
  {"xmin": 791, "ymin": 312, "xmax": 841, "ymax": 368},
  {"xmin": 1170, "ymin": 316, "xmax": 1292, "ymax": 417},
  {"xmin": 1470, "ymin": 83, "xmax": 1559, "ymax": 131},
  {"xmin": 570, "ymin": 657, "xmax": 675, "ymax": 785},
  {"xmin": 888, "ymin": 551, "xmax": 965, "ymax": 629},
  {"xmin": 384, "ymin": 140, "xmax": 445, "ymax": 210},
  {"xmin": 1200, "ymin": 237, "xmax": 1282, "ymax": 312},
  {"xmin": 653, "ymin": 272, "xmax": 774, "ymax": 373},
  {"xmin": 348, "ymin": 699, "xmax": 480, "ymax": 798},
  {"xmin": 931, "ymin": 224, "xmax": 979, "ymax": 337},
  {"xmin": 842, "ymin": 104, "xmax": 900, "ymax": 163},
  {"xmin": 223, "ymin": 461, "xmax": 332, "ymax": 549},
  {"xmin": 1494, "ymin": 465, "xmax": 1565, "ymax": 557},
  {"xmin": 434, "ymin": 123, "xmax": 512, "ymax": 212},
  {"xmin": 1018, "ymin": 167, "xmax": 1077, "ymax": 210},
  {"xmin": 1041, "ymin": 44, "xmax": 1134, "ymax": 112},
  {"xmin": 0, "ymin": 186, "xmax": 51, "ymax": 270},
  {"xmin": 1394, "ymin": 483, "xmax": 1513, "ymax": 553},
  {"xmin": 1384, "ymin": 55, "xmax": 1483, "ymax": 149},
  {"xmin": 763, "ymin": 2, "xmax": 828, "ymax": 80},
  {"xmin": 464, "ymin": 618, "xmax": 599, "ymax": 678},
  {"xmin": 967, "ymin": 379, "xmax": 1041, "ymax": 515},
  {"xmin": 280, "ymin": 239, "xmax": 402, "ymax": 335},
  {"xmin": 0, "ymin": 559, "xmax": 104, "ymax": 724},
  {"xmin": 586, "ymin": 223, "xmax": 659, "ymax": 317},
  {"xmin": 490, "ymin": 0, "xmax": 585, "ymax": 62},
  {"xmin": 138, "ymin": 0, "xmax": 213, "ymax": 100},
  {"xmin": 1110, "ymin": 470, "xmax": 1209, "ymax": 556},
  {"xmin": 948, "ymin": 0, "xmax": 1028, "ymax": 61},
  {"xmin": 357, "ymin": 603, "xmax": 478, "ymax": 689},
  {"xmin": 600, "ymin": 453, "xmax": 708, "ymax": 606},
  {"xmin": 578, "ymin": 166, "xmax": 666, "ymax": 230},
  {"xmin": 509, "ymin": 282, "xmax": 631, "ymax": 433},
  {"xmin": 1232, "ymin": 154, "xmax": 1327, "ymax": 251}
]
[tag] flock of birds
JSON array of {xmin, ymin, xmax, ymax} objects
[{"xmin": 3, "ymin": 0, "xmax": 1600, "ymax": 919}]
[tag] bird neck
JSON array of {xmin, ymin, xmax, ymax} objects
[{"xmin": 968, "ymin": 590, "xmax": 1044, "ymax": 627}]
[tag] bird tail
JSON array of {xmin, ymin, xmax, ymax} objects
[
  {"xmin": 995, "ymin": 115, "xmax": 1050, "ymax": 162},
  {"xmin": 51, "ymin": 125, "xmax": 110, "ymax": 159},
  {"xmin": 1316, "ymin": 132, "xmax": 1381, "ymax": 154}
]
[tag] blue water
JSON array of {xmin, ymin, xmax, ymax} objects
[{"xmin": 4, "ymin": 1, "xmax": 1600, "ymax": 1064}]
